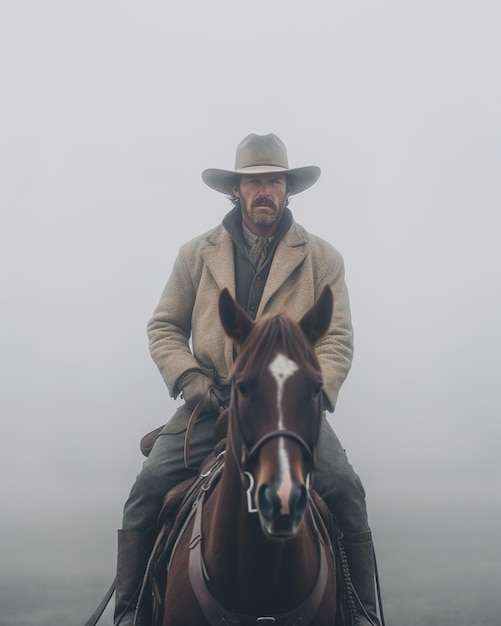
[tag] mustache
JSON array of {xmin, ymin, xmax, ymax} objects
[{"xmin": 251, "ymin": 196, "xmax": 278, "ymax": 210}]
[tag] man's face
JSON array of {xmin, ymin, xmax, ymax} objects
[{"xmin": 233, "ymin": 173, "xmax": 290, "ymax": 236}]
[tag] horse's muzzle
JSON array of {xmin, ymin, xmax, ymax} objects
[{"xmin": 257, "ymin": 481, "xmax": 308, "ymax": 538}]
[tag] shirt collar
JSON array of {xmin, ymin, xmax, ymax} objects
[{"xmin": 241, "ymin": 222, "xmax": 275, "ymax": 249}]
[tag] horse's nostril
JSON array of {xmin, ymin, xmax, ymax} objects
[
  {"xmin": 289, "ymin": 483, "xmax": 308, "ymax": 514},
  {"xmin": 257, "ymin": 484, "xmax": 278, "ymax": 519}
]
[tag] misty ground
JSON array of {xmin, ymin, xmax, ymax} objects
[{"xmin": 1, "ymin": 497, "xmax": 499, "ymax": 626}]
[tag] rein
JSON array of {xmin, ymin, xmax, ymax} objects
[{"xmin": 84, "ymin": 579, "xmax": 116, "ymax": 626}]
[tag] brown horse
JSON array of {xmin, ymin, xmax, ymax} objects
[{"xmin": 161, "ymin": 287, "xmax": 340, "ymax": 625}]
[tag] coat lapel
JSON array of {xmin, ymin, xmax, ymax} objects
[
  {"xmin": 200, "ymin": 227, "xmax": 237, "ymax": 296},
  {"xmin": 199, "ymin": 221, "xmax": 307, "ymax": 312},
  {"xmin": 259, "ymin": 223, "xmax": 307, "ymax": 314}
]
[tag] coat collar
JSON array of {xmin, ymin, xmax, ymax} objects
[{"xmin": 202, "ymin": 212, "xmax": 307, "ymax": 310}]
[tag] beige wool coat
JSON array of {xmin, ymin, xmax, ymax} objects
[{"xmin": 147, "ymin": 219, "xmax": 354, "ymax": 411}]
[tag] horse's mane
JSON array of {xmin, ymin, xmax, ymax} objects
[{"xmin": 233, "ymin": 312, "xmax": 321, "ymax": 379}]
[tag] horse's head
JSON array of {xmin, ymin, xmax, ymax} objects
[{"xmin": 219, "ymin": 287, "xmax": 333, "ymax": 539}]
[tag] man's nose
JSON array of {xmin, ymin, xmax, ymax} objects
[{"xmin": 257, "ymin": 182, "xmax": 272, "ymax": 194}]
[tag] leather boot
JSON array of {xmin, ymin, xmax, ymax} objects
[
  {"xmin": 342, "ymin": 531, "xmax": 381, "ymax": 626},
  {"xmin": 114, "ymin": 529, "xmax": 156, "ymax": 626}
]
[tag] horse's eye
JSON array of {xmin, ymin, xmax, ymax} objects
[
  {"xmin": 236, "ymin": 381, "xmax": 250, "ymax": 398},
  {"xmin": 312, "ymin": 382, "xmax": 323, "ymax": 398}
]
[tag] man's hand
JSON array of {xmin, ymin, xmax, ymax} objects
[{"xmin": 179, "ymin": 370, "xmax": 223, "ymax": 413}]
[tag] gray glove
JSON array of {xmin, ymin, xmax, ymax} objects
[{"xmin": 179, "ymin": 370, "xmax": 224, "ymax": 413}]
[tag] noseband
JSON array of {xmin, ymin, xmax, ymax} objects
[{"xmin": 241, "ymin": 428, "xmax": 316, "ymax": 468}]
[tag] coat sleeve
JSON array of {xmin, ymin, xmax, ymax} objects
[
  {"xmin": 313, "ymin": 244, "xmax": 354, "ymax": 412},
  {"xmin": 147, "ymin": 244, "xmax": 201, "ymax": 398}
]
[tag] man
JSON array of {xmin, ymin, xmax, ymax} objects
[{"xmin": 115, "ymin": 134, "xmax": 381, "ymax": 626}]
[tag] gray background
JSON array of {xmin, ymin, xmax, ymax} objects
[{"xmin": 1, "ymin": 1, "xmax": 500, "ymax": 624}]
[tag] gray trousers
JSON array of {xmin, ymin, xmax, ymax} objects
[{"xmin": 122, "ymin": 404, "xmax": 370, "ymax": 535}]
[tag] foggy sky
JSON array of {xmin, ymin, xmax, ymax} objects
[{"xmin": 1, "ymin": 1, "xmax": 500, "ymax": 624}]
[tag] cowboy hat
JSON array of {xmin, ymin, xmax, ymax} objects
[{"xmin": 202, "ymin": 133, "xmax": 321, "ymax": 196}]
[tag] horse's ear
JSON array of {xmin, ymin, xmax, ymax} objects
[
  {"xmin": 219, "ymin": 288, "xmax": 254, "ymax": 345},
  {"xmin": 299, "ymin": 286, "xmax": 333, "ymax": 346}
]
